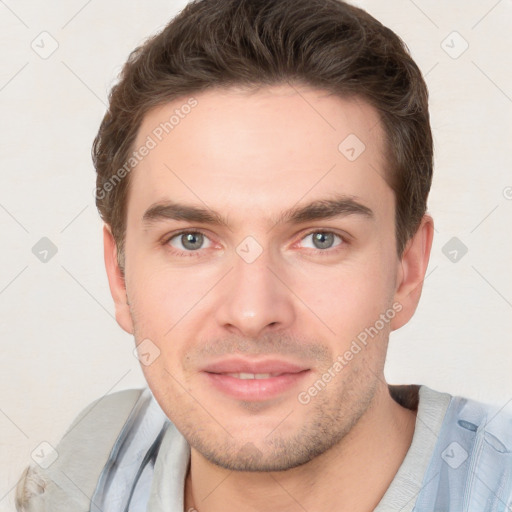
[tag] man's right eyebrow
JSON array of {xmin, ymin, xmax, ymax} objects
[{"xmin": 141, "ymin": 201, "xmax": 228, "ymax": 227}]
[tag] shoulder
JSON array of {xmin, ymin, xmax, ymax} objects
[
  {"xmin": 426, "ymin": 387, "xmax": 512, "ymax": 457},
  {"xmin": 63, "ymin": 387, "xmax": 146, "ymax": 437},
  {"xmin": 450, "ymin": 392, "xmax": 512, "ymax": 447},
  {"xmin": 417, "ymin": 389, "xmax": 512, "ymax": 509},
  {"xmin": 15, "ymin": 388, "xmax": 147, "ymax": 512}
]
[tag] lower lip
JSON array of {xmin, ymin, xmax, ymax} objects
[{"xmin": 203, "ymin": 370, "xmax": 310, "ymax": 401}]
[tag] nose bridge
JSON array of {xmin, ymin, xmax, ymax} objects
[{"xmin": 214, "ymin": 242, "xmax": 295, "ymax": 336}]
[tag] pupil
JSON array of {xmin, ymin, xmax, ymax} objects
[
  {"xmin": 182, "ymin": 233, "xmax": 203, "ymax": 250},
  {"xmin": 313, "ymin": 232, "xmax": 333, "ymax": 249}
]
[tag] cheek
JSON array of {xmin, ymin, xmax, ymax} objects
[
  {"xmin": 128, "ymin": 260, "xmax": 203, "ymax": 324},
  {"xmin": 127, "ymin": 264, "xmax": 217, "ymax": 365},
  {"xmin": 290, "ymin": 257, "xmax": 395, "ymax": 337}
]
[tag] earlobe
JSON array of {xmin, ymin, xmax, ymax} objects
[
  {"xmin": 390, "ymin": 214, "xmax": 434, "ymax": 331},
  {"xmin": 103, "ymin": 224, "xmax": 134, "ymax": 334}
]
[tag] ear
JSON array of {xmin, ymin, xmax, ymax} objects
[
  {"xmin": 103, "ymin": 224, "xmax": 134, "ymax": 335},
  {"xmin": 391, "ymin": 214, "xmax": 434, "ymax": 331}
]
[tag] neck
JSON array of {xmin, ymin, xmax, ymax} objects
[{"xmin": 184, "ymin": 383, "xmax": 417, "ymax": 512}]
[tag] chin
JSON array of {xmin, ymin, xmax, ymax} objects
[{"xmin": 187, "ymin": 424, "xmax": 341, "ymax": 473}]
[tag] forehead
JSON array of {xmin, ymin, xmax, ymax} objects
[{"xmin": 127, "ymin": 85, "xmax": 391, "ymax": 226}]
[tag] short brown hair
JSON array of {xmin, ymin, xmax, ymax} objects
[{"xmin": 93, "ymin": 0, "xmax": 433, "ymax": 272}]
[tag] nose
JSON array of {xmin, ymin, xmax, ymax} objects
[{"xmin": 214, "ymin": 246, "xmax": 296, "ymax": 338}]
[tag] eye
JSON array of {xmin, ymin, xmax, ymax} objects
[
  {"xmin": 300, "ymin": 231, "xmax": 343, "ymax": 250},
  {"xmin": 168, "ymin": 231, "xmax": 212, "ymax": 251}
]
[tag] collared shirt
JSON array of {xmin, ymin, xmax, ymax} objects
[
  {"xmin": 17, "ymin": 384, "xmax": 512, "ymax": 511},
  {"xmin": 146, "ymin": 384, "xmax": 451, "ymax": 511}
]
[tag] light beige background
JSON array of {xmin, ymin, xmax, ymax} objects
[{"xmin": 1, "ymin": 0, "xmax": 511, "ymax": 509}]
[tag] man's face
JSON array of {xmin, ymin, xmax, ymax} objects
[{"xmin": 121, "ymin": 85, "xmax": 403, "ymax": 470}]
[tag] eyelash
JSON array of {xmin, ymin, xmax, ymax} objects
[{"xmin": 161, "ymin": 229, "xmax": 349, "ymax": 257}]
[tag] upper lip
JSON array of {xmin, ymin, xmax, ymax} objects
[{"xmin": 202, "ymin": 357, "xmax": 309, "ymax": 375}]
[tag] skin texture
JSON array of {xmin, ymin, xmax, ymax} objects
[{"xmin": 104, "ymin": 84, "xmax": 434, "ymax": 511}]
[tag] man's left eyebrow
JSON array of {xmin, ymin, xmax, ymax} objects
[{"xmin": 276, "ymin": 196, "xmax": 375, "ymax": 225}]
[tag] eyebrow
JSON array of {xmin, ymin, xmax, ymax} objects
[
  {"xmin": 142, "ymin": 202, "xmax": 228, "ymax": 228},
  {"xmin": 277, "ymin": 196, "xmax": 374, "ymax": 224},
  {"xmin": 141, "ymin": 195, "xmax": 374, "ymax": 229}
]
